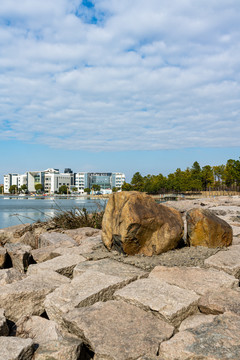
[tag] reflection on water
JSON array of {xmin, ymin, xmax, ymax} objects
[{"xmin": 0, "ymin": 197, "xmax": 107, "ymax": 229}]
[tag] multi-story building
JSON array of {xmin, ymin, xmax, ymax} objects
[{"xmin": 3, "ymin": 169, "xmax": 126, "ymax": 194}]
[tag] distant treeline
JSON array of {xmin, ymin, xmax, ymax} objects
[{"xmin": 122, "ymin": 159, "xmax": 240, "ymax": 194}]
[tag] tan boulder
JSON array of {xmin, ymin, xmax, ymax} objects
[
  {"xmin": 186, "ymin": 208, "xmax": 232, "ymax": 248},
  {"xmin": 102, "ymin": 191, "xmax": 184, "ymax": 256}
]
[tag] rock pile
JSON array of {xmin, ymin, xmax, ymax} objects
[{"xmin": 0, "ymin": 195, "xmax": 239, "ymax": 359}]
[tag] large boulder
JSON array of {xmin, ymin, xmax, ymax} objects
[
  {"xmin": 186, "ymin": 208, "xmax": 232, "ymax": 248},
  {"xmin": 102, "ymin": 191, "xmax": 184, "ymax": 256}
]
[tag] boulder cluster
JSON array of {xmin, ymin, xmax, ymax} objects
[{"xmin": 0, "ymin": 192, "xmax": 239, "ymax": 359}]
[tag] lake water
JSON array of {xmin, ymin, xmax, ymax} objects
[{"xmin": 0, "ymin": 196, "xmax": 107, "ymax": 229}]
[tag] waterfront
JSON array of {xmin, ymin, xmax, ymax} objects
[{"xmin": 0, "ymin": 196, "xmax": 107, "ymax": 229}]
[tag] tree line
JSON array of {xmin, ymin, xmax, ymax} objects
[{"xmin": 122, "ymin": 159, "xmax": 240, "ymax": 194}]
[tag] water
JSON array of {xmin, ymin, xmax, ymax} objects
[{"xmin": 0, "ymin": 196, "xmax": 107, "ymax": 229}]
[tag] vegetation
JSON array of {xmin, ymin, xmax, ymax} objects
[
  {"xmin": 0, "ymin": 185, "xmax": 3, "ymax": 193},
  {"xmin": 35, "ymin": 183, "xmax": 43, "ymax": 193},
  {"xmin": 20, "ymin": 184, "xmax": 28, "ymax": 193},
  {"xmin": 84, "ymin": 187, "xmax": 91, "ymax": 194},
  {"xmin": 58, "ymin": 185, "xmax": 69, "ymax": 194},
  {"xmin": 9, "ymin": 185, "xmax": 18, "ymax": 194},
  {"xmin": 51, "ymin": 207, "xmax": 104, "ymax": 229},
  {"xmin": 122, "ymin": 158, "xmax": 240, "ymax": 194},
  {"xmin": 71, "ymin": 187, "xmax": 78, "ymax": 192},
  {"xmin": 92, "ymin": 184, "xmax": 101, "ymax": 192}
]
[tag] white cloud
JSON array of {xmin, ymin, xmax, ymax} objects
[{"xmin": 0, "ymin": 0, "xmax": 240, "ymax": 151}]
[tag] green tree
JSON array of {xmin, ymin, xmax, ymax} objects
[
  {"xmin": 0, "ymin": 185, "xmax": 3, "ymax": 194},
  {"xmin": 121, "ymin": 182, "xmax": 133, "ymax": 191},
  {"xmin": 131, "ymin": 172, "xmax": 144, "ymax": 191},
  {"xmin": 84, "ymin": 187, "xmax": 91, "ymax": 194},
  {"xmin": 35, "ymin": 183, "xmax": 43, "ymax": 193},
  {"xmin": 92, "ymin": 184, "xmax": 101, "ymax": 192},
  {"xmin": 9, "ymin": 185, "xmax": 18, "ymax": 194},
  {"xmin": 201, "ymin": 165, "xmax": 214, "ymax": 190},
  {"xmin": 59, "ymin": 185, "xmax": 68, "ymax": 194},
  {"xmin": 20, "ymin": 184, "xmax": 28, "ymax": 193},
  {"xmin": 112, "ymin": 187, "xmax": 120, "ymax": 192},
  {"xmin": 71, "ymin": 187, "xmax": 78, "ymax": 192}
]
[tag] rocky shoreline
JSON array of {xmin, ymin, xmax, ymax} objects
[{"xmin": 0, "ymin": 195, "xmax": 239, "ymax": 359}]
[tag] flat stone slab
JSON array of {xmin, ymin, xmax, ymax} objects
[
  {"xmin": 0, "ymin": 270, "xmax": 70, "ymax": 322},
  {"xmin": 159, "ymin": 312, "xmax": 240, "ymax": 360},
  {"xmin": 114, "ymin": 278, "xmax": 200, "ymax": 327},
  {"xmin": 38, "ymin": 232, "xmax": 77, "ymax": 248},
  {"xmin": 199, "ymin": 288, "xmax": 240, "ymax": 315},
  {"xmin": 63, "ymin": 300, "xmax": 174, "ymax": 360},
  {"xmin": 27, "ymin": 254, "xmax": 85, "ymax": 277},
  {"xmin": 0, "ymin": 337, "xmax": 34, "ymax": 360},
  {"xmin": 16, "ymin": 316, "xmax": 83, "ymax": 360},
  {"xmin": 73, "ymin": 258, "xmax": 147, "ymax": 280},
  {"xmin": 149, "ymin": 266, "xmax": 238, "ymax": 295},
  {"xmin": 0, "ymin": 268, "xmax": 25, "ymax": 285},
  {"xmin": 45, "ymin": 270, "xmax": 136, "ymax": 326},
  {"xmin": 0, "ymin": 309, "xmax": 8, "ymax": 336},
  {"xmin": 179, "ymin": 313, "xmax": 216, "ymax": 331},
  {"xmin": 204, "ymin": 245, "xmax": 240, "ymax": 279}
]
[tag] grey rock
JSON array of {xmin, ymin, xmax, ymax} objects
[
  {"xmin": 0, "ymin": 337, "xmax": 34, "ymax": 360},
  {"xmin": 160, "ymin": 312, "xmax": 240, "ymax": 360},
  {"xmin": 63, "ymin": 300, "xmax": 174, "ymax": 360},
  {"xmin": 45, "ymin": 270, "xmax": 140, "ymax": 326},
  {"xmin": 27, "ymin": 254, "xmax": 85, "ymax": 278},
  {"xmin": 73, "ymin": 258, "xmax": 147, "ymax": 280},
  {"xmin": 0, "ymin": 224, "xmax": 30, "ymax": 246},
  {"xmin": 38, "ymin": 232, "xmax": 77, "ymax": 248},
  {"xmin": 204, "ymin": 245, "xmax": 240, "ymax": 279},
  {"xmin": 0, "ymin": 247, "xmax": 7, "ymax": 268},
  {"xmin": 149, "ymin": 266, "xmax": 238, "ymax": 295},
  {"xmin": 63, "ymin": 227, "xmax": 101, "ymax": 244},
  {"xmin": 0, "ymin": 268, "xmax": 26, "ymax": 285},
  {"xmin": 114, "ymin": 278, "xmax": 200, "ymax": 327},
  {"xmin": 0, "ymin": 309, "xmax": 8, "ymax": 336},
  {"xmin": 4, "ymin": 243, "xmax": 34, "ymax": 272},
  {"xmin": 0, "ymin": 270, "xmax": 70, "ymax": 322}
]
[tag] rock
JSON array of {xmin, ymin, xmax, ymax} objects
[
  {"xmin": 31, "ymin": 245, "xmax": 61, "ymax": 263},
  {"xmin": 4, "ymin": 243, "xmax": 34, "ymax": 272},
  {"xmin": 199, "ymin": 288, "xmax": 240, "ymax": 315},
  {"xmin": 0, "ymin": 268, "xmax": 26, "ymax": 285},
  {"xmin": 0, "ymin": 224, "xmax": 30, "ymax": 246},
  {"xmin": 0, "ymin": 309, "xmax": 9, "ymax": 336},
  {"xmin": 0, "ymin": 271, "xmax": 70, "ymax": 322},
  {"xmin": 231, "ymin": 225, "xmax": 240, "ymax": 237},
  {"xmin": 63, "ymin": 227, "xmax": 101, "ymax": 244},
  {"xmin": 18, "ymin": 231, "xmax": 37, "ymax": 249},
  {"xmin": 62, "ymin": 300, "xmax": 174, "ymax": 360},
  {"xmin": 27, "ymin": 254, "xmax": 85, "ymax": 278},
  {"xmin": 44, "ymin": 270, "xmax": 140, "ymax": 327},
  {"xmin": 0, "ymin": 247, "xmax": 7, "ymax": 268},
  {"xmin": 186, "ymin": 208, "xmax": 233, "ymax": 247},
  {"xmin": 149, "ymin": 266, "xmax": 238, "ymax": 295},
  {"xmin": 179, "ymin": 313, "xmax": 216, "ymax": 331},
  {"xmin": 73, "ymin": 258, "xmax": 146, "ymax": 280},
  {"xmin": 38, "ymin": 232, "xmax": 77, "ymax": 248},
  {"xmin": 0, "ymin": 337, "xmax": 34, "ymax": 360},
  {"xmin": 102, "ymin": 191, "xmax": 184, "ymax": 256},
  {"xmin": 204, "ymin": 245, "xmax": 240, "ymax": 279},
  {"xmin": 16, "ymin": 316, "xmax": 84, "ymax": 360},
  {"xmin": 114, "ymin": 278, "xmax": 200, "ymax": 327},
  {"xmin": 159, "ymin": 312, "xmax": 240, "ymax": 360},
  {"xmin": 233, "ymin": 236, "xmax": 240, "ymax": 245}
]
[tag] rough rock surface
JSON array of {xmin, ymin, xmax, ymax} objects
[
  {"xmin": 114, "ymin": 278, "xmax": 199, "ymax": 327},
  {"xmin": 4, "ymin": 243, "xmax": 34, "ymax": 272},
  {"xmin": 63, "ymin": 227, "xmax": 101, "ymax": 244},
  {"xmin": 0, "ymin": 268, "xmax": 25, "ymax": 285},
  {"xmin": 16, "ymin": 316, "xmax": 84, "ymax": 360},
  {"xmin": 0, "ymin": 337, "xmax": 34, "ymax": 360},
  {"xmin": 44, "ymin": 270, "xmax": 138, "ymax": 326},
  {"xmin": 38, "ymin": 232, "xmax": 77, "ymax": 248},
  {"xmin": 102, "ymin": 191, "xmax": 184, "ymax": 256},
  {"xmin": 159, "ymin": 312, "xmax": 240, "ymax": 360},
  {"xmin": 178, "ymin": 313, "xmax": 216, "ymax": 331},
  {"xmin": 186, "ymin": 208, "xmax": 233, "ymax": 247},
  {"xmin": 63, "ymin": 300, "xmax": 174, "ymax": 360},
  {"xmin": 0, "ymin": 309, "xmax": 8, "ymax": 336},
  {"xmin": 149, "ymin": 266, "xmax": 238, "ymax": 295},
  {"xmin": 0, "ymin": 247, "xmax": 7, "ymax": 268},
  {"xmin": 0, "ymin": 271, "xmax": 70, "ymax": 322},
  {"xmin": 0, "ymin": 224, "xmax": 30, "ymax": 245},
  {"xmin": 204, "ymin": 244, "xmax": 240, "ymax": 278},
  {"xmin": 199, "ymin": 288, "xmax": 240, "ymax": 315}
]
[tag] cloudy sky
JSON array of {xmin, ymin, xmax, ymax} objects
[{"xmin": 0, "ymin": 0, "xmax": 240, "ymax": 180}]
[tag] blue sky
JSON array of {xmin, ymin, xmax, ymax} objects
[{"xmin": 0, "ymin": 0, "xmax": 240, "ymax": 182}]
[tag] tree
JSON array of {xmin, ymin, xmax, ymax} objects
[
  {"xmin": 59, "ymin": 185, "xmax": 68, "ymax": 194},
  {"xmin": 0, "ymin": 185, "xmax": 3, "ymax": 194},
  {"xmin": 112, "ymin": 187, "xmax": 120, "ymax": 192},
  {"xmin": 201, "ymin": 165, "xmax": 214, "ymax": 190},
  {"xmin": 35, "ymin": 183, "xmax": 43, "ymax": 193},
  {"xmin": 92, "ymin": 184, "xmax": 101, "ymax": 192},
  {"xmin": 131, "ymin": 172, "xmax": 144, "ymax": 191},
  {"xmin": 20, "ymin": 184, "xmax": 28, "ymax": 193},
  {"xmin": 71, "ymin": 187, "xmax": 78, "ymax": 192},
  {"xmin": 84, "ymin": 187, "xmax": 91, "ymax": 194},
  {"xmin": 9, "ymin": 185, "xmax": 18, "ymax": 194},
  {"xmin": 121, "ymin": 182, "xmax": 133, "ymax": 191}
]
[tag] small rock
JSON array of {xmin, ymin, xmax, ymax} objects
[{"xmin": 0, "ymin": 337, "xmax": 34, "ymax": 360}]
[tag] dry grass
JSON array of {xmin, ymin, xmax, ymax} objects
[{"xmin": 50, "ymin": 207, "xmax": 104, "ymax": 229}]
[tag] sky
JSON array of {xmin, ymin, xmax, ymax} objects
[{"xmin": 0, "ymin": 0, "xmax": 240, "ymax": 182}]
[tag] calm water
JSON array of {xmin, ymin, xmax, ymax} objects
[{"xmin": 0, "ymin": 196, "xmax": 107, "ymax": 229}]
